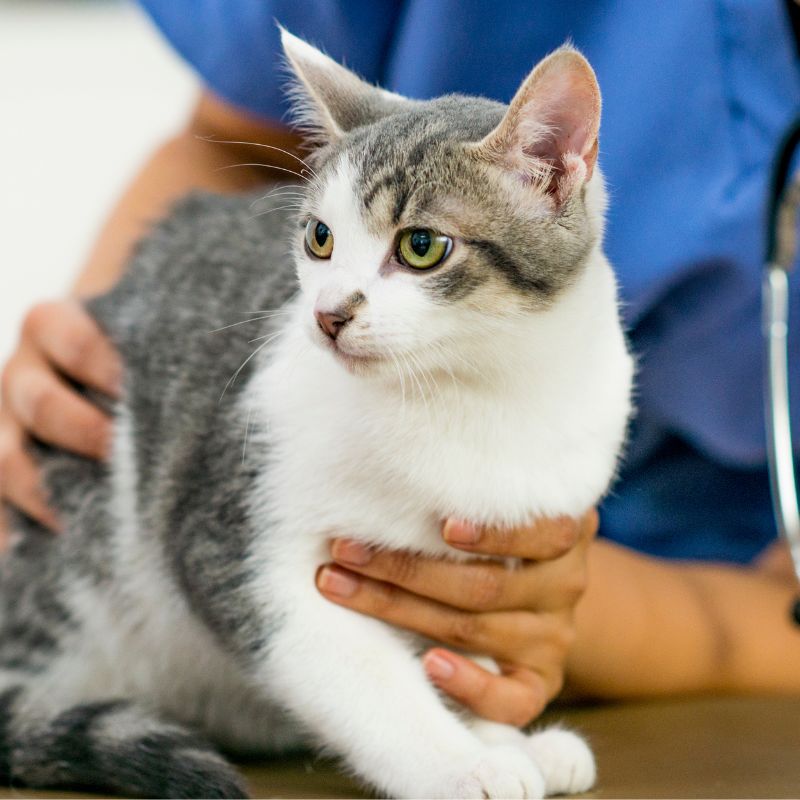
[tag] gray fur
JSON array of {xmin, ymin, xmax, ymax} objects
[
  {"xmin": 1, "ymin": 191, "xmax": 301, "ymax": 796},
  {"xmin": 11, "ymin": 698, "xmax": 246, "ymax": 798},
  {"xmin": 89, "ymin": 193, "xmax": 298, "ymax": 658},
  {"xmin": 0, "ymin": 45, "xmax": 600, "ymax": 798}
]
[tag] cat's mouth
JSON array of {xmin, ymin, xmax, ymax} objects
[
  {"xmin": 326, "ymin": 340, "xmax": 383, "ymax": 373},
  {"xmin": 309, "ymin": 320, "xmax": 385, "ymax": 373}
]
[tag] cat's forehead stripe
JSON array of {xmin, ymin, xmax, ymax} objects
[{"xmin": 315, "ymin": 97, "xmax": 596, "ymax": 305}]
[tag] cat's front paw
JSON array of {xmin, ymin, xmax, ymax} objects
[
  {"xmin": 525, "ymin": 728, "xmax": 596, "ymax": 796},
  {"xmin": 424, "ymin": 745, "xmax": 545, "ymax": 799}
]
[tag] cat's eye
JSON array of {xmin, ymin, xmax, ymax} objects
[
  {"xmin": 397, "ymin": 229, "xmax": 452, "ymax": 270},
  {"xmin": 305, "ymin": 219, "xmax": 334, "ymax": 259}
]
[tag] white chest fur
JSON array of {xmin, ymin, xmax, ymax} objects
[{"xmin": 247, "ymin": 250, "xmax": 632, "ymax": 564}]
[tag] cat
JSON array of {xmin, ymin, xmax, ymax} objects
[{"xmin": 0, "ymin": 29, "xmax": 633, "ymax": 799}]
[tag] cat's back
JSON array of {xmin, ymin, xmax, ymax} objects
[
  {"xmin": 80, "ymin": 190, "xmax": 300, "ymax": 646},
  {"xmin": 2, "ymin": 191, "xmax": 300, "ymax": 656},
  {"xmin": 84, "ymin": 189, "xmax": 298, "ymax": 502}
]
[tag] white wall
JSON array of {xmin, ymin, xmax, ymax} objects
[{"xmin": 0, "ymin": 0, "xmax": 196, "ymax": 366}]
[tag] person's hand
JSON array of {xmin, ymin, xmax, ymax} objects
[
  {"xmin": 0, "ymin": 300, "xmax": 121, "ymax": 537},
  {"xmin": 316, "ymin": 510, "xmax": 598, "ymax": 726}
]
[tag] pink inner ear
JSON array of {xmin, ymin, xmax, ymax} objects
[
  {"xmin": 477, "ymin": 46, "xmax": 600, "ymax": 205},
  {"xmin": 485, "ymin": 49, "xmax": 601, "ymax": 200},
  {"xmin": 521, "ymin": 65, "xmax": 600, "ymax": 181}
]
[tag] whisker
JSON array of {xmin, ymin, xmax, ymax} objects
[
  {"xmin": 236, "ymin": 306, "xmax": 291, "ymax": 314},
  {"xmin": 247, "ymin": 329, "xmax": 286, "ymax": 343},
  {"xmin": 426, "ymin": 340, "xmax": 466, "ymax": 390},
  {"xmin": 408, "ymin": 349, "xmax": 436, "ymax": 399},
  {"xmin": 237, "ymin": 309, "xmax": 292, "ymax": 316},
  {"xmin": 198, "ymin": 136, "xmax": 320, "ymax": 181},
  {"xmin": 283, "ymin": 340, "xmax": 313, "ymax": 382},
  {"xmin": 399, "ymin": 350, "xmax": 432, "ymax": 426},
  {"xmin": 252, "ymin": 186, "xmax": 308, "ymax": 206},
  {"xmin": 409, "ymin": 349, "xmax": 444, "ymax": 417},
  {"xmin": 247, "ymin": 204, "xmax": 305, "ymax": 221},
  {"xmin": 220, "ymin": 331, "xmax": 283, "ymax": 402},
  {"xmin": 251, "ymin": 192, "xmax": 307, "ymax": 210},
  {"xmin": 259, "ymin": 185, "xmax": 307, "ymax": 199},
  {"xmin": 208, "ymin": 311, "xmax": 290, "ymax": 334},
  {"xmin": 216, "ymin": 162, "xmax": 311, "ymax": 183},
  {"xmin": 242, "ymin": 404, "xmax": 254, "ymax": 464}
]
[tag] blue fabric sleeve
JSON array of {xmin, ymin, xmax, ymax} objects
[{"xmin": 137, "ymin": 0, "xmax": 404, "ymax": 121}]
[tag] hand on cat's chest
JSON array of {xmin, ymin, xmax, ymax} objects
[{"xmin": 316, "ymin": 513, "xmax": 596, "ymax": 727}]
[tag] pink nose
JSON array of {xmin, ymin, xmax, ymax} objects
[{"xmin": 315, "ymin": 309, "xmax": 353, "ymax": 341}]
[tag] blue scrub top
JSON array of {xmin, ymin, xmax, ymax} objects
[{"xmin": 139, "ymin": 0, "xmax": 800, "ymax": 563}]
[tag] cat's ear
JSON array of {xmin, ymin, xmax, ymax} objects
[
  {"xmin": 280, "ymin": 28, "xmax": 408, "ymax": 145},
  {"xmin": 472, "ymin": 45, "xmax": 601, "ymax": 206}
]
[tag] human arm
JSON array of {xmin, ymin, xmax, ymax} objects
[
  {"xmin": 316, "ymin": 519, "xmax": 800, "ymax": 726},
  {"xmin": 0, "ymin": 91, "xmax": 303, "ymax": 536},
  {"xmin": 568, "ymin": 537, "xmax": 800, "ymax": 698},
  {"xmin": 73, "ymin": 92, "xmax": 304, "ymax": 296}
]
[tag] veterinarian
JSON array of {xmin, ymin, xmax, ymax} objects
[{"xmin": 2, "ymin": 0, "xmax": 800, "ymax": 725}]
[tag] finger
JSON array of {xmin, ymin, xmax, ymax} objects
[
  {"xmin": 512, "ymin": 547, "xmax": 591, "ymax": 612},
  {"xmin": 5, "ymin": 360, "xmax": 113, "ymax": 459},
  {"xmin": 316, "ymin": 565, "xmax": 536, "ymax": 660},
  {"xmin": 331, "ymin": 539, "xmax": 521, "ymax": 611},
  {"xmin": 0, "ymin": 431, "xmax": 61, "ymax": 531},
  {"xmin": 330, "ymin": 538, "xmax": 588, "ymax": 612},
  {"xmin": 422, "ymin": 649, "xmax": 549, "ymax": 726},
  {"xmin": 442, "ymin": 514, "xmax": 590, "ymax": 560},
  {"xmin": 22, "ymin": 301, "xmax": 122, "ymax": 397}
]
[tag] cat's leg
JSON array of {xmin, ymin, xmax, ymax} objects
[
  {"xmin": 200, "ymin": 675, "xmax": 306, "ymax": 756},
  {"xmin": 471, "ymin": 719, "xmax": 596, "ymax": 797},
  {"xmin": 0, "ymin": 673, "xmax": 247, "ymax": 798},
  {"xmin": 263, "ymin": 592, "xmax": 546, "ymax": 799}
]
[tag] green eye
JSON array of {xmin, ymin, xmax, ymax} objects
[
  {"xmin": 397, "ymin": 229, "xmax": 452, "ymax": 270},
  {"xmin": 305, "ymin": 219, "xmax": 333, "ymax": 259}
]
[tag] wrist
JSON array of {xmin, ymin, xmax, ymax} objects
[{"xmin": 565, "ymin": 541, "xmax": 723, "ymax": 698}]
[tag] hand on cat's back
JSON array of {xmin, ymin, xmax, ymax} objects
[
  {"xmin": 317, "ymin": 511, "xmax": 598, "ymax": 726},
  {"xmin": 0, "ymin": 299, "xmax": 121, "ymax": 542}
]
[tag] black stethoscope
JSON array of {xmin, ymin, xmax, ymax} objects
[{"xmin": 765, "ymin": 118, "xmax": 800, "ymax": 625}]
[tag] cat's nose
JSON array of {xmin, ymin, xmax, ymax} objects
[{"xmin": 315, "ymin": 309, "xmax": 353, "ymax": 341}]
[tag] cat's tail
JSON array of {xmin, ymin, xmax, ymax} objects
[{"xmin": 0, "ymin": 683, "xmax": 248, "ymax": 798}]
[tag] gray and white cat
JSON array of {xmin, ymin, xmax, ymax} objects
[{"xmin": 0, "ymin": 31, "xmax": 632, "ymax": 799}]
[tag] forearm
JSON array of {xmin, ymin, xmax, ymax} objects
[
  {"xmin": 567, "ymin": 539, "xmax": 800, "ymax": 698},
  {"xmin": 72, "ymin": 92, "xmax": 304, "ymax": 297}
]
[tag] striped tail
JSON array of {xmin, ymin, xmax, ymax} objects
[{"xmin": 0, "ymin": 685, "xmax": 248, "ymax": 798}]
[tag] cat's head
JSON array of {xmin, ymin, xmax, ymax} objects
[{"xmin": 280, "ymin": 29, "xmax": 604, "ymax": 380}]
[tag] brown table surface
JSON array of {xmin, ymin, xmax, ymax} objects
[{"xmin": 1, "ymin": 696, "xmax": 798, "ymax": 798}]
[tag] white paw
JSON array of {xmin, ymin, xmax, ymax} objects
[
  {"xmin": 425, "ymin": 745, "xmax": 546, "ymax": 799},
  {"xmin": 524, "ymin": 728, "xmax": 596, "ymax": 796}
]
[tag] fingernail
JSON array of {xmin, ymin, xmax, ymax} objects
[
  {"xmin": 443, "ymin": 519, "xmax": 481, "ymax": 545},
  {"xmin": 424, "ymin": 651, "xmax": 456, "ymax": 681},
  {"xmin": 317, "ymin": 565, "xmax": 360, "ymax": 598},
  {"xmin": 331, "ymin": 538, "xmax": 372, "ymax": 566}
]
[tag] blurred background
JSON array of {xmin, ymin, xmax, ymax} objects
[{"xmin": 0, "ymin": 0, "xmax": 197, "ymax": 365}]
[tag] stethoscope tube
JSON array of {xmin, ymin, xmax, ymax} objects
[{"xmin": 765, "ymin": 117, "xmax": 800, "ymax": 624}]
